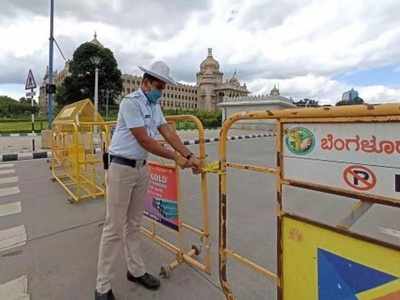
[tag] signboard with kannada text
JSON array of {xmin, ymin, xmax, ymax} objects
[{"xmin": 283, "ymin": 123, "xmax": 400, "ymax": 200}]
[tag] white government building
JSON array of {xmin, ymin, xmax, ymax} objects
[
  {"xmin": 218, "ymin": 85, "xmax": 296, "ymax": 129},
  {"xmin": 39, "ymin": 34, "xmax": 296, "ymax": 121}
]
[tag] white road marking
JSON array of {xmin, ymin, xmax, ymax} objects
[
  {"xmin": 0, "ymin": 169, "xmax": 15, "ymax": 176},
  {"xmin": 379, "ymin": 227, "xmax": 400, "ymax": 239},
  {"xmin": 0, "ymin": 176, "xmax": 18, "ymax": 185},
  {"xmin": 0, "ymin": 275, "xmax": 29, "ymax": 300},
  {"xmin": 0, "ymin": 225, "xmax": 27, "ymax": 252},
  {"xmin": 0, "ymin": 187, "xmax": 20, "ymax": 198},
  {"xmin": 0, "ymin": 164, "xmax": 14, "ymax": 169},
  {"xmin": 0, "ymin": 202, "xmax": 21, "ymax": 217}
]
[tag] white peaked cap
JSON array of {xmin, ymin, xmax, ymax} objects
[{"xmin": 138, "ymin": 61, "xmax": 177, "ymax": 85}]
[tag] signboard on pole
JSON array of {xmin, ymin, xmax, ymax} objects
[
  {"xmin": 282, "ymin": 216, "xmax": 400, "ymax": 300},
  {"xmin": 144, "ymin": 162, "xmax": 179, "ymax": 231},
  {"xmin": 25, "ymin": 69, "xmax": 37, "ymax": 90},
  {"xmin": 283, "ymin": 123, "xmax": 400, "ymax": 199}
]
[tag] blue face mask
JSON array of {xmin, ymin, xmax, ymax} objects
[{"xmin": 146, "ymin": 89, "xmax": 162, "ymax": 105}]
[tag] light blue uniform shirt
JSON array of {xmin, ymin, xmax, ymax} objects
[{"xmin": 109, "ymin": 89, "xmax": 167, "ymax": 160}]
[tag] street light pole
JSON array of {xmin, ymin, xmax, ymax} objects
[
  {"xmin": 105, "ymin": 90, "xmax": 109, "ymax": 119},
  {"xmin": 48, "ymin": 0, "xmax": 54, "ymax": 128},
  {"xmin": 90, "ymin": 56, "xmax": 101, "ymax": 120},
  {"xmin": 94, "ymin": 66, "xmax": 99, "ymax": 117}
]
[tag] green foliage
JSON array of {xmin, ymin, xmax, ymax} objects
[
  {"xmin": 96, "ymin": 105, "xmax": 222, "ymax": 129},
  {"xmin": 0, "ymin": 96, "xmax": 39, "ymax": 118},
  {"xmin": 294, "ymin": 98, "xmax": 319, "ymax": 107},
  {"xmin": 163, "ymin": 108, "xmax": 222, "ymax": 129},
  {"xmin": 56, "ymin": 42, "xmax": 122, "ymax": 106}
]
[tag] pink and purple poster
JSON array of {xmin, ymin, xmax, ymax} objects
[{"xmin": 144, "ymin": 162, "xmax": 179, "ymax": 231}]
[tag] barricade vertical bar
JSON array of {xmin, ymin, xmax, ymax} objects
[
  {"xmin": 276, "ymin": 120, "xmax": 284, "ymax": 300},
  {"xmin": 197, "ymin": 118, "xmax": 211, "ymax": 273},
  {"xmin": 73, "ymin": 124, "xmax": 80, "ymax": 201},
  {"xmin": 218, "ymin": 121, "xmax": 234, "ymax": 299}
]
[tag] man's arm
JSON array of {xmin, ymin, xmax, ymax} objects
[
  {"xmin": 158, "ymin": 124, "xmax": 202, "ymax": 173},
  {"xmin": 130, "ymin": 127, "xmax": 187, "ymax": 167},
  {"xmin": 158, "ymin": 124, "xmax": 192, "ymax": 158}
]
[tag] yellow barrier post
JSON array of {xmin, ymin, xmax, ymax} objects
[{"xmin": 216, "ymin": 104, "xmax": 400, "ymax": 300}]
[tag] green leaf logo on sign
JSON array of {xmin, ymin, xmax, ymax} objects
[{"xmin": 285, "ymin": 127, "xmax": 315, "ymax": 155}]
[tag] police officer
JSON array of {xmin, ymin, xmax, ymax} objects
[{"xmin": 95, "ymin": 61, "xmax": 201, "ymax": 300}]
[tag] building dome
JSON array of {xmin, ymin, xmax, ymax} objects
[
  {"xmin": 89, "ymin": 32, "xmax": 103, "ymax": 48},
  {"xmin": 200, "ymin": 48, "xmax": 220, "ymax": 72},
  {"xmin": 228, "ymin": 71, "xmax": 240, "ymax": 86}
]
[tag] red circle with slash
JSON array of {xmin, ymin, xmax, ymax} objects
[{"xmin": 343, "ymin": 165, "xmax": 376, "ymax": 191}]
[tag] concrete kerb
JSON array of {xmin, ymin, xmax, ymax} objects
[
  {"xmin": 0, "ymin": 132, "xmax": 276, "ymax": 162},
  {"xmin": 0, "ymin": 133, "xmax": 41, "ymax": 137}
]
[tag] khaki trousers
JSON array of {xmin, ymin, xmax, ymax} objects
[{"xmin": 96, "ymin": 162, "xmax": 149, "ymax": 293}]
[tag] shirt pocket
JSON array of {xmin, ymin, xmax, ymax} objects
[{"xmin": 144, "ymin": 117, "xmax": 154, "ymax": 137}]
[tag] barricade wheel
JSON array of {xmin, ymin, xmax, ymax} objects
[
  {"xmin": 160, "ymin": 265, "xmax": 171, "ymax": 279},
  {"xmin": 192, "ymin": 245, "xmax": 201, "ymax": 256},
  {"xmin": 67, "ymin": 198, "xmax": 75, "ymax": 204},
  {"xmin": 50, "ymin": 178, "xmax": 56, "ymax": 182}
]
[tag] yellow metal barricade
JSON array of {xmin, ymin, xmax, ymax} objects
[
  {"xmin": 103, "ymin": 115, "xmax": 211, "ymax": 277},
  {"xmin": 51, "ymin": 99, "xmax": 114, "ymax": 203},
  {"xmin": 216, "ymin": 104, "xmax": 400, "ymax": 299}
]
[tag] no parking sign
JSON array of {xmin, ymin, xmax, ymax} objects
[{"xmin": 343, "ymin": 165, "xmax": 376, "ymax": 191}]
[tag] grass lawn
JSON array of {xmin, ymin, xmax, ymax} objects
[{"xmin": 0, "ymin": 120, "xmax": 49, "ymax": 134}]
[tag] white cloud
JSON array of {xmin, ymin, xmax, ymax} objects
[
  {"xmin": 1, "ymin": 0, "xmax": 400, "ymax": 104},
  {"xmin": 359, "ymin": 85, "xmax": 400, "ymax": 103},
  {"xmin": 247, "ymin": 75, "xmax": 400, "ymax": 105}
]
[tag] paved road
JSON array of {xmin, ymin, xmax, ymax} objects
[{"xmin": 0, "ymin": 138, "xmax": 399, "ymax": 300}]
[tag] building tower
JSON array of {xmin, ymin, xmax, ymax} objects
[{"xmin": 196, "ymin": 48, "xmax": 223, "ymax": 111}]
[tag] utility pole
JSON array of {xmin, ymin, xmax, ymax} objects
[
  {"xmin": 30, "ymin": 90, "xmax": 35, "ymax": 151},
  {"xmin": 47, "ymin": 0, "xmax": 55, "ymax": 128}
]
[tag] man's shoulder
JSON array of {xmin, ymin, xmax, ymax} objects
[{"xmin": 121, "ymin": 90, "xmax": 144, "ymax": 106}]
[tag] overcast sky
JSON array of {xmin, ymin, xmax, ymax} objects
[{"xmin": 1, "ymin": 0, "xmax": 400, "ymax": 104}]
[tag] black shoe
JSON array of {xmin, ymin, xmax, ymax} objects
[
  {"xmin": 127, "ymin": 271, "xmax": 161, "ymax": 290},
  {"xmin": 95, "ymin": 289, "xmax": 115, "ymax": 300}
]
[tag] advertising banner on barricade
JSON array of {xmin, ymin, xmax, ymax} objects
[
  {"xmin": 144, "ymin": 162, "xmax": 179, "ymax": 231},
  {"xmin": 283, "ymin": 123, "xmax": 400, "ymax": 199}
]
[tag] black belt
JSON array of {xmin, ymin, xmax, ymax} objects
[{"xmin": 110, "ymin": 155, "xmax": 146, "ymax": 168}]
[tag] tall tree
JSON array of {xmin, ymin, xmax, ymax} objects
[
  {"xmin": 294, "ymin": 98, "xmax": 319, "ymax": 107},
  {"xmin": 56, "ymin": 42, "xmax": 122, "ymax": 106}
]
